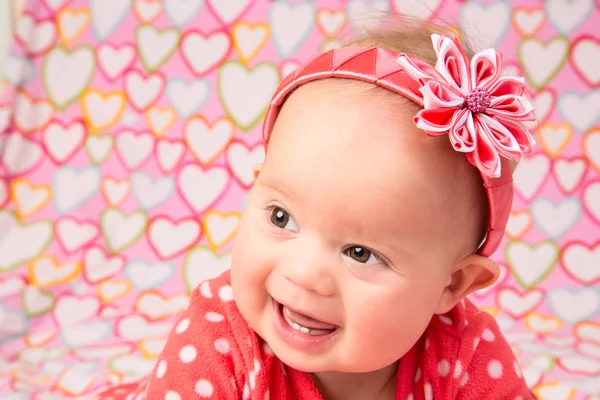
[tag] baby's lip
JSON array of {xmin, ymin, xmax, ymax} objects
[{"xmin": 272, "ymin": 297, "xmax": 339, "ymax": 327}]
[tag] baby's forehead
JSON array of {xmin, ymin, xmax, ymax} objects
[{"xmin": 264, "ymin": 78, "xmax": 486, "ymax": 253}]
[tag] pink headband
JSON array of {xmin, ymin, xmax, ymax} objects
[{"xmin": 262, "ymin": 34, "xmax": 536, "ymax": 256}]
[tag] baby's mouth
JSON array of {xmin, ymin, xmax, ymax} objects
[{"xmin": 279, "ymin": 303, "xmax": 338, "ymax": 336}]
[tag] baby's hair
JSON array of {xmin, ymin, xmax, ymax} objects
[{"xmin": 339, "ymin": 15, "xmax": 490, "ymax": 256}]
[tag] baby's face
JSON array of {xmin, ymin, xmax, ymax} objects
[{"xmin": 231, "ymin": 81, "xmax": 481, "ymax": 374}]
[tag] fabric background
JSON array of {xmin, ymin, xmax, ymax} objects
[{"xmin": 0, "ymin": 0, "xmax": 598, "ymax": 398}]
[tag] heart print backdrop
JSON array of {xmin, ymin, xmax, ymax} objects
[{"xmin": 0, "ymin": 0, "xmax": 599, "ymax": 398}]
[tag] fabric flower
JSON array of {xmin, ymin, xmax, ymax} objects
[{"xmin": 397, "ymin": 34, "xmax": 537, "ymax": 178}]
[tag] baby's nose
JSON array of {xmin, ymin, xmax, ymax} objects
[{"xmin": 279, "ymin": 255, "xmax": 337, "ymax": 297}]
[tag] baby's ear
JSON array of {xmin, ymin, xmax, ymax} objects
[
  {"xmin": 253, "ymin": 163, "xmax": 263, "ymax": 180},
  {"xmin": 434, "ymin": 255, "xmax": 500, "ymax": 315}
]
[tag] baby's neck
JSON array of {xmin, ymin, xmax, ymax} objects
[{"xmin": 311, "ymin": 362, "xmax": 398, "ymax": 400}]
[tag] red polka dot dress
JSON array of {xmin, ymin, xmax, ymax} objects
[{"xmin": 97, "ymin": 271, "xmax": 537, "ymax": 399}]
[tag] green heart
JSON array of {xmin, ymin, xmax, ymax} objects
[
  {"xmin": 518, "ymin": 36, "xmax": 569, "ymax": 90},
  {"xmin": 22, "ymin": 285, "xmax": 55, "ymax": 317},
  {"xmin": 42, "ymin": 45, "xmax": 96, "ymax": 111},
  {"xmin": 85, "ymin": 133, "xmax": 114, "ymax": 165},
  {"xmin": 183, "ymin": 246, "xmax": 232, "ymax": 293},
  {"xmin": 100, "ymin": 208, "xmax": 148, "ymax": 254},
  {"xmin": 217, "ymin": 60, "xmax": 280, "ymax": 132},
  {"xmin": 135, "ymin": 24, "xmax": 181, "ymax": 73},
  {"xmin": 0, "ymin": 211, "xmax": 53, "ymax": 272},
  {"xmin": 505, "ymin": 239, "xmax": 559, "ymax": 290}
]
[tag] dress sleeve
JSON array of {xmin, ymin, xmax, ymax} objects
[
  {"xmin": 96, "ymin": 279, "xmax": 244, "ymax": 400},
  {"xmin": 454, "ymin": 311, "xmax": 537, "ymax": 400}
]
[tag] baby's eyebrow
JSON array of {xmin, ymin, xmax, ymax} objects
[{"xmin": 257, "ymin": 177, "xmax": 298, "ymax": 201}]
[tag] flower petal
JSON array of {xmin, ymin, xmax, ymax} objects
[
  {"xmin": 397, "ymin": 55, "xmax": 440, "ymax": 82},
  {"xmin": 488, "ymin": 76, "xmax": 525, "ymax": 97},
  {"xmin": 475, "ymin": 114, "xmax": 522, "ymax": 161},
  {"xmin": 432, "ymin": 34, "xmax": 470, "ymax": 95},
  {"xmin": 466, "ymin": 117, "xmax": 503, "ymax": 178},
  {"xmin": 470, "ymin": 48, "xmax": 502, "ymax": 90},
  {"xmin": 481, "ymin": 114, "xmax": 536, "ymax": 155},
  {"xmin": 415, "ymin": 106, "xmax": 465, "ymax": 134},
  {"xmin": 488, "ymin": 94, "xmax": 535, "ymax": 121},
  {"xmin": 447, "ymin": 110, "xmax": 475, "ymax": 153},
  {"xmin": 419, "ymin": 80, "xmax": 464, "ymax": 109}
]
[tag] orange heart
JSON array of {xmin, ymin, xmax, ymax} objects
[
  {"xmin": 533, "ymin": 382, "xmax": 576, "ymax": 400},
  {"xmin": 139, "ymin": 338, "xmax": 166, "ymax": 358},
  {"xmin": 479, "ymin": 306, "xmax": 499, "ymax": 317},
  {"xmin": 184, "ymin": 115, "xmax": 235, "ymax": 166},
  {"xmin": 24, "ymin": 329, "xmax": 58, "ymax": 348},
  {"xmin": 133, "ymin": 0, "xmax": 162, "ymax": 23},
  {"xmin": 513, "ymin": 7, "xmax": 546, "ymax": 36},
  {"xmin": 55, "ymin": 369, "xmax": 94, "ymax": 397},
  {"xmin": 537, "ymin": 123, "xmax": 573, "ymax": 158},
  {"xmin": 574, "ymin": 321, "xmax": 600, "ymax": 344},
  {"xmin": 98, "ymin": 280, "xmax": 132, "ymax": 303},
  {"xmin": 583, "ymin": 128, "xmax": 600, "ymax": 174},
  {"xmin": 316, "ymin": 8, "xmax": 347, "ymax": 37},
  {"xmin": 29, "ymin": 256, "xmax": 81, "ymax": 287},
  {"xmin": 525, "ymin": 312, "xmax": 563, "ymax": 334},
  {"xmin": 505, "ymin": 210, "xmax": 532, "ymax": 239},
  {"xmin": 145, "ymin": 106, "xmax": 176, "ymax": 137},
  {"xmin": 101, "ymin": 176, "xmax": 130, "ymax": 207},
  {"xmin": 0, "ymin": 79, "xmax": 7, "ymax": 97},
  {"xmin": 134, "ymin": 290, "xmax": 189, "ymax": 321},
  {"xmin": 202, "ymin": 210, "xmax": 241, "ymax": 249},
  {"xmin": 57, "ymin": 8, "xmax": 90, "ymax": 46},
  {"xmin": 10, "ymin": 178, "xmax": 52, "ymax": 218},
  {"xmin": 81, "ymin": 89, "xmax": 126, "ymax": 133},
  {"xmin": 232, "ymin": 22, "xmax": 270, "ymax": 64}
]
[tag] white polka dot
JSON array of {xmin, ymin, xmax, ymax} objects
[
  {"xmin": 200, "ymin": 281, "xmax": 213, "ymax": 298},
  {"xmin": 482, "ymin": 328, "xmax": 495, "ymax": 342},
  {"xmin": 515, "ymin": 397, "xmax": 523, "ymax": 400},
  {"xmin": 253, "ymin": 359, "xmax": 261, "ymax": 373},
  {"xmin": 249, "ymin": 372, "xmax": 257, "ymax": 389},
  {"xmin": 425, "ymin": 338, "xmax": 430, "ymax": 349},
  {"xmin": 438, "ymin": 359, "xmax": 450, "ymax": 377},
  {"xmin": 514, "ymin": 361, "xmax": 522, "ymax": 378},
  {"xmin": 219, "ymin": 285, "xmax": 234, "ymax": 301},
  {"xmin": 473, "ymin": 338, "xmax": 480, "ymax": 350},
  {"xmin": 460, "ymin": 372, "xmax": 469, "ymax": 387},
  {"xmin": 176, "ymin": 318, "xmax": 190, "ymax": 334},
  {"xmin": 264, "ymin": 390, "xmax": 270, "ymax": 400},
  {"xmin": 180, "ymin": 345, "xmax": 197, "ymax": 363},
  {"xmin": 156, "ymin": 360, "xmax": 167, "ymax": 378},
  {"xmin": 424, "ymin": 382, "xmax": 433, "ymax": 400},
  {"xmin": 195, "ymin": 379, "xmax": 214, "ymax": 397},
  {"xmin": 214, "ymin": 338, "xmax": 230, "ymax": 354},
  {"xmin": 454, "ymin": 360, "xmax": 462, "ymax": 379},
  {"xmin": 488, "ymin": 359, "xmax": 503, "ymax": 379},
  {"xmin": 414, "ymin": 367, "xmax": 422, "ymax": 382},
  {"xmin": 243, "ymin": 382, "xmax": 250, "ymax": 400},
  {"xmin": 205, "ymin": 311, "xmax": 224, "ymax": 322},
  {"xmin": 407, "ymin": 394, "xmax": 414, "ymax": 400},
  {"xmin": 165, "ymin": 391, "xmax": 181, "ymax": 400},
  {"xmin": 439, "ymin": 315, "xmax": 452, "ymax": 325}
]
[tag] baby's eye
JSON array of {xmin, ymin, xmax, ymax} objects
[
  {"xmin": 345, "ymin": 246, "xmax": 382, "ymax": 265},
  {"xmin": 269, "ymin": 206, "xmax": 298, "ymax": 231}
]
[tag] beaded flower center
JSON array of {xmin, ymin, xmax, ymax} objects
[{"xmin": 466, "ymin": 87, "xmax": 492, "ymax": 113}]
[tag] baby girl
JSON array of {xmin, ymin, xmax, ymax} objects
[{"xmin": 99, "ymin": 19, "xmax": 537, "ymax": 400}]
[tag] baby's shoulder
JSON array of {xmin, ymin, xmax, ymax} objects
[
  {"xmin": 186, "ymin": 270, "xmax": 273, "ymax": 369},
  {"xmin": 426, "ymin": 298, "xmax": 501, "ymax": 343}
]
